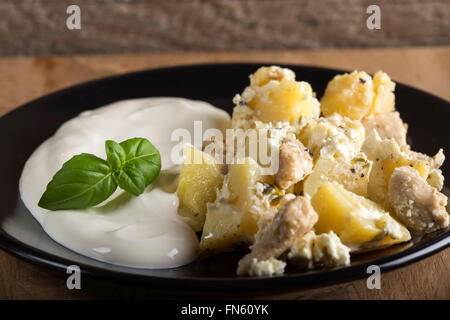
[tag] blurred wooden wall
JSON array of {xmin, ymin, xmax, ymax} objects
[{"xmin": 1, "ymin": 0, "xmax": 449, "ymax": 56}]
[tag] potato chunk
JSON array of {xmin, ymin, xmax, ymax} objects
[
  {"xmin": 320, "ymin": 70, "xmax": 395, "ymax": 120},
  {"xmin": 235, "ymin": 66, "xmax": 320, "ymax": 123},
  {"xmin": 371, "ymin": 70, "xmax": 396, "ymax": 115},
  {"xmin": 311, "ymin": 181, "xmax": 411, "ymax": 252},
  {"xmin": 320, "ymin": 71, "xmax": 374, "ymax": 120},
  {"xmin": 199, "ymin": 158, "xmax": 278, "ymax": 251},
  {"xmin": 303, "ymin": 155, "xmax": 372, "ymax": 198},
  {"xmin": 177, "ymin": 145, "xmax": 224, "ymax": 232}
]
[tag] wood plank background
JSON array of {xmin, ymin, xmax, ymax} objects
[
  {"xmin": 0, "ymin": 0, "xmax": 449, "ymax": 56},
  {"xmin": 0, "ymin": 47, "xmax": 449, "ymax": 299}
]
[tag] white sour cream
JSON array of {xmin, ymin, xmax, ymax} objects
[{"xmin": 19, "ymin": 97, "xmax": 231, "ymax": 269}]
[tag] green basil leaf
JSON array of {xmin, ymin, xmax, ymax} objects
[
  {"xmin": 105, "ymin": 140, "xmax": 126, "ymax": 170},
  {"xmin": 38, "ymin": 153, "xmax": 117, "ymax": 210},
  {"xmin": 114, "ymin": 137, "xmax": 161, "ymax": 196}
]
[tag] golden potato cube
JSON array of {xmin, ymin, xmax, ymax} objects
[
  {"xmin": 321, "ymin": 70, "xmax": 396, "ymax": 120},
  {"xmin": 248, "ymin": 80, "xmax": 319, "ymax": 123},
  {"xmin": 303, "ymin": 156, "xmax": 372, "ymax": 198},
  {"xmin": 320, "ymin": 71, "xmax": 374, "ymax": 120},
  {"xmin": 311, "ymin": 181, "xmax": 410, "ymax": 252},
  {"xmin": 177, "ymin": 145, "xmax": 224, "ymax": 232},
  {"xmin": 250, "ymin": 65, "xmax": 295, "ymax": 87},
  {"xmin": 200, "ymin": 158, "xmax": 277, "ymax": 251},
  {"xmin": 371, "ymin": 71, "xmax": 396, "ymax": 114},
  {"xmin": 199, "ymin": 200, "xmax": 245, "ymax": 252},
  {"xmin": 238, "ymin": 66, "xmax": 320, "ymax": 123}
]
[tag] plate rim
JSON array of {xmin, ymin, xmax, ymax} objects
[{"xmin": 1, "ymin": 62, "xmax": 449, "ymax": 292}]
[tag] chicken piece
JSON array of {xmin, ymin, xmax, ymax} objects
[
  {"xmin": 387, "ymin": 166, "xmax": 449, "ymax": 233},
  {"xmin": 362, "ymin": 111, "xmax": 407, "ymax": 146},
  {"xmin": 275, "ymin": 137, "xmax": 313, "ymax": 189},
  {"xmin": 236, "ymin": 196, "xmax": 318, "ymax": 276}
]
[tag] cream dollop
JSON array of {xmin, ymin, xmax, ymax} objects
[{"xmin": 19, "ymin": 97, "xmax": 231, "ymax": 268}]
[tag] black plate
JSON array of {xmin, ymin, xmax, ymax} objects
[{"xmin": 0, "ymin": 63, "xmax": 449, "ymax": 294}]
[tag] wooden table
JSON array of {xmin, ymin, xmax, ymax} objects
[{"xmin": 0, "ymin": 47, "xmax": 449, "ymax": 299}]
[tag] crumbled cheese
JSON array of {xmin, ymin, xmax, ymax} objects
[
  {"xmin": 288, "ymin": 231, "xmax": 351, "ymax": 269},
  {"xmin": 255, "ymin": 120, "xmax": 294, "ymax": 149},
  {"xmin": 231, "ymin": 104, "xmax": 257, "ymax": 130},
  {"xmin": 362, "ymin": 129, "xmax": 402, "ymax": 161},
  {"xmin": 253, "ymin": 182, "xmax": 265, "ymax": 197},
  {"xmin": 299, "ymin": 114, "xmax": 365, "ymax": 160},
  {"xmin": 247, "ymin": 257, "xmax": 286, "ymax": 276}
]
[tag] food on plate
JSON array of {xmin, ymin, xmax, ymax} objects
[
  {"xmin": 236, "ymin": 196, "xmax": 318, "ymax": 276},
  {"xmin": 275, "ymin": 137, "xmax": 313, "ymax": 190},
  {"xmin": 303, "ymin": 155, "xmax": 372, "ymax": 198},
  {"xmin": 233, "ymin": 66, "xmax": 320, "ymax": 123},
  {"xmin": 361, "ymin": 111, "xmax": 407, "ymax": 147},
  {"xmin": 362, "ymin": 130, "xmax": 436, "ymax": 205},
  {"xmin": 320, "ymin": 70, "xmax": 395, "ymax": 120},
  {"xmin": 20, "ymin": 66, "xmax": 448, "ymax": 276},
  {"xmin": 387, "ymin": 166, "xmax": 449, "ymax": 232},
  {"xmin": 20, "ymin": 98, "xmax": 230, "ymax": 268},
  {"xmin": 179, "ymin": 66, "xmax": 447, "ymax": 276},
  {"xmin": 311, "ymin": 181, "xmax": 411, "ymax": 252},
  {"xmin": 38, "ymin": 137, "xmax": 162, "ymax": 210},
  {"xmin": 199, "ymin": 157, "xmax": 279, "ymax": 251},
  {"xmin": 287, "ymin": 230, "xmax": 350, "ymax": 270},
  {"xmin": 177, "ymin": 145, "xmax": 225, "ymax": 232},
  {"xmin": 297, "ymin": 113, "xmax": 365, "ymax": 160}
]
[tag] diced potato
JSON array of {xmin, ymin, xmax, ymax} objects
[
  {"xmin": 362, "ymin": 131, "xmax": 430, "ymax": 204},
  {"xmin": 248, "ymin": 80, "xmax": 319, "ymax": 123},
  {"xmin": 311, "ymin": 181, "xmax": 411, "ymax": 252},
  {"xmin": 320, "ymin": 71, "xmax": 374, "ymax": 120},
  {"xmin": 320, "ymin": 70, "xmax": 395, "ymax": 120},
  {"xmin": 371, "ymin": 71, "xmax": 396, "ymax": 114},
  {"xmin": 250, "ymin": 65, "xmax": 296, "ymax": 87},
  {"xmin": 177, "ymin": 145, "xmax": 224, "ymax": 232},
  {"xmin": 200, "ymin": 157, "xmax": 277, "ymax": 251},
  {"xmin": 199, "ymin": 198, "xmax": 244, "ymax": 252},
  {"xmin": 303, "ymin": 155, "xmax": 372, "ymax": 198},
  {"xmin": 237, "ymin": 66, "xmax": 320, "ymax": 123}
]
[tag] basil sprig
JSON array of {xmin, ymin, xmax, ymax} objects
[{"xmin": 38, "ymin": 137, "xmax": 161, "ymax": 211}]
